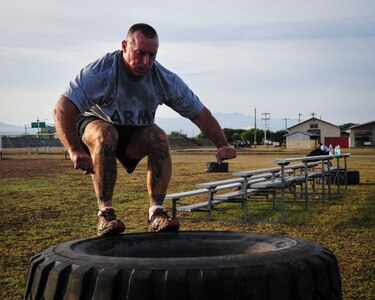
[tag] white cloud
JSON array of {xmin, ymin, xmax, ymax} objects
[
  {"xmin": 0, "ymin": 87, "xmax": 56, "ymax": 125},
  {"xmin": 0, "ymin": 0, "xmax": 374, "ymax": 127}
]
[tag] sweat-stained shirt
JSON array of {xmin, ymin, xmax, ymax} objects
[{"xmin": 63, "ymin": 50, "xmax": 204, "ymax": 126}]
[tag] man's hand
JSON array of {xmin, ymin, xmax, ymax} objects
[
  {"xmin": 191, "ymin": 108, "xmax": 237, "ymax": 163},
  {"xmin": 54, "ymin": 96, "xmax": 95, "ymax": 174},
  {"xmin": 216, "ymin": 146, "xmax": 237, "ymax": 163},
  {"xmin": 70, "ymin": 151, "xmax": 95, "ymax": 174}
]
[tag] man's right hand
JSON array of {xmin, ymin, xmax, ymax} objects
[
  {"xmin": 54, "ymin": 96, "xmax": 95, "ymax": 174},
  {"xmin": 70, "ymin": 151, "xmax": 95, "ymax": 174}
]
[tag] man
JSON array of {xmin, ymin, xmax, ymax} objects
[
  {"xmin": 54, "ymin": 23, "xmax": 236, "ymax": 237},
  {"xmin": 319, "ymin": 143, "xmax": 330, "ymax": 155}
]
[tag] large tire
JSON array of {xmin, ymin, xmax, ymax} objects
[{"xmin": 24, "ymin": 231, "xmax": 342, "ymax": 300}]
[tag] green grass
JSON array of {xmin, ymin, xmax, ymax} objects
[{"xmin": 0, "ymin": 148, "xmax": 374, "ymax": 299}]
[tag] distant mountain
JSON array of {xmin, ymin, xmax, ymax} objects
[
  {"xmin": 211, "ymin": 112, "xmax": 254, "ymax": 129},
  {"xmin": 156, "ymin": 112, "xmax": 252, "ymax": 136},
  {"xmin": 0, "ymin": 122, "xmax": 25, "ymax": 135},
  {"xmin": 155, "ymin": 114, "xmax": 249, "ymax": 136},
  {"xmin": 0, "ymin": 113, "xmax": 298, "ymax": 137},
  {"xmin": 156, "ymin": 112, "xmax": 298, "ymax": 136}
]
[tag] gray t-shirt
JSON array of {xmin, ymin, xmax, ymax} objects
[{"xmin": 63, "ymin": 50, "xmax": 204, "ymax": 126}]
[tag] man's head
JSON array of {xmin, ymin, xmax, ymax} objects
[{"xmin": 121, "ymin": 23, "xmax": 159, "ymax": 78}]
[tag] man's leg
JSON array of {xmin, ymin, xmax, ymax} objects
[
  {"xmin": 125, "ymin": 125, "xmax": 179, "ymax": 232},
  {"xmin": 82, "ymin": 120, "xmax": 125, "ymax": 236}
]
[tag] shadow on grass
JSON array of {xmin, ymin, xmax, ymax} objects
[
  {"xmin": 334, "ymin": 189, "xmax": 375, "ymax": 230},
  {"xmin": 173, "ymin": 198, "xmax": 324, "ymax": 225}
]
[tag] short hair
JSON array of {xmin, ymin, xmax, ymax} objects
[{"xmin": 126, "ymin": 23, "xmax": 158, "ymax": 40}]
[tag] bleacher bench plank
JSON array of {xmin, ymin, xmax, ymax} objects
[
  {"xmin": 165, "ymin": 188, "xmax": 208, "ymax": 200},
  {"xmin": 177, "ymin": 199, "xmax": 224, "ymax": 212},
  {"xmin": 213, "ymin": 188, "xmax": 260, "ymax": 200}
]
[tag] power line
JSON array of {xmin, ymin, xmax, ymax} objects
[
  {"xmin": 253, "ymin": 106, "xmax": 257, "ymax": 147},
  {"xmin": 282, "ymin": 118, "xmax": 289, "ymax": 131},
  {"xmin": 261, "ymin": 112, "xmax": 271, "ymax": 146}
]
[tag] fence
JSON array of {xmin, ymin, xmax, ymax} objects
[{"xmin": 0, "ymin": 135, "xmax": 64, "ymax": 158}]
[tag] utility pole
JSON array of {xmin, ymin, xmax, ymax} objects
[
  {"xmin": 37, "ymin": 117, "xmax": 40, "ymax": 134},
  {"xmin": 254, "ymin": 106, "xmax": 257, "ymax": 148},
  {"xmin": 282, "ymin": 118, "xmax": 289, "ymax": 131},
  {"xmin": 261, "ymin": 112, "xmax": 271, "ymax": 146}
]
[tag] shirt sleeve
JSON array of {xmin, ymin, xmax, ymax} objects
[
  {"xmin": 163, "ymin": 72, "xmax": 204, "ymax": 119},
  {"xmin": 62, "ymin": 65, "xmax": 106, "ymax": 113}
]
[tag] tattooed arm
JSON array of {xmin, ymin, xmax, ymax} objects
[
  {"xmin": 53, "ymin": 95, "xmax": 95, "ymax": 174},
  {"xmin": 191, "ymin": 107, "xmax": 237, "ymax": 162}
]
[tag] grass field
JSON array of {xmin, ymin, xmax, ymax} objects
[{"xmin": 0, "ymin": 147, "xmax": 374, "ymax": 299}]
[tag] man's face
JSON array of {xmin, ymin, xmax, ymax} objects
[{"xmin": 122, "ymin": 31, "xmax": 159, "ymax": 78}]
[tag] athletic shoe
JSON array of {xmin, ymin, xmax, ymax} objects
[
  {"xmin": 147, "ymin": 208, "xmax": 180, "ymax": 232},
  {"xmin": 97, "ymin": 207, "xmax": 125, "ymax": 237}
]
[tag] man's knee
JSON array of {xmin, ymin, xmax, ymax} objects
[
  {"xmin": 144, "ymin": 125, "xmax": 169, "ymax": 150},
  {"xmin": 84, "ymin": 121, "xmax": 119, "ymax": 149},
  {"xmin": 125, "ymin": 125, "xmax": 170, "ymax": 159}
]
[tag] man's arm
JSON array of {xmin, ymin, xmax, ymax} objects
[
  {"xmin": 53, "ymin": 96, "xmax": 95, "ymax": 173},
  {"xmin": 191, "ymin": 106, "xmax": 237, "ymax": 162}
]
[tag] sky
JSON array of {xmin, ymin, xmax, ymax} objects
[{"xmin": 0, "ymin": 0, "xmax": 374, "ymax": 131}]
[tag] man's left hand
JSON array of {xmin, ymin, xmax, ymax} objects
[{"xmin": 216, "ymin": 146, "xmax": 237, "ymax": 162}]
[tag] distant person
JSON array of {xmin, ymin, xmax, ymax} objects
[
  {"xmin": 53, "ymin": 23, "xmax": 237, "ymax": 236},
  {"xmin": 306, "ymin": 143, "xmax": 325, "ymax": 157},
  {"xmin": 319, "ymin": 143, "xmax": 330, "ymax": 155}
]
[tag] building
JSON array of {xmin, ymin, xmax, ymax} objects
[
  {"xmin": 284, "ymin": 131, "xmax": 318, "ymax": 150},
  {"xmin": 286, "ymin": 117, "xmax": 348, "ymax": 149},
  {"xmin": 349, "ymin": 120, "xmax": 375, "ymax": 147}
]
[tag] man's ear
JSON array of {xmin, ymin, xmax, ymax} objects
[{"xmin": 121, "ymin": 40, "xmax": 127, "ymax": 52}]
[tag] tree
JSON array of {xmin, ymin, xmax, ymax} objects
[
  {"xmin": 169, "ymin": 131, "xmax": 187, "ymax": 138},
  {"xmin": 197, "ymin": 128, "xmax": 284, "ymax": 145},
  {"xmin": 232, "ymin": 132, "xmax": 242, "ymax": 141},
  {"xmin": 197, "ymin": 132, "xmax": 205, "ymax": 139},
  {"xmin": 222, "ymin": 128, "xmax": 237, "ymax": 143},
  {"xmin": 340, "ymin": 123, "xmax": 358, "ymax": 130},
  {"xmin": 240, "ymin": 130, "xmax": 252, "ymax": 143},
  {"xmin": 269, "ymin": 130, "xmax": 288, "ymax": 144}
]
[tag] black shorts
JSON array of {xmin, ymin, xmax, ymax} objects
[{"xmin": 77, "ymin": 115, "xmax": 142, "ymax": 173}]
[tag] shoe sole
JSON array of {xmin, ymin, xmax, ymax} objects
[
  {"xmin": 148, "ymin": 222, "xmax": 180, "ymax": 232},
  {"xmin": 97, "ymin": 222, "xmax": 126, "ymax": 237}
]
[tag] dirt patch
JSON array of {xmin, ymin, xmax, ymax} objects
[{"xmin": 0, "ymin": 158, "xmax": 70, "ymax": 179}]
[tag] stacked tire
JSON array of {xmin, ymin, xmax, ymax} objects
[{"xmin": 24, "ymin": 231, "xmax": 342, "ymax": 300}]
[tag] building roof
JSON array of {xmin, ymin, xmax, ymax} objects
[
  {"xmin": 287, "ymin": 117, "xmax": 340, "ymax": 131},
  {"xmin": 284, "ymin": 131, "xmax": 319, "ymax": 137},
  {"xmin": 349, "ymin": 120, "xmax": 375, "ymax": 129}
]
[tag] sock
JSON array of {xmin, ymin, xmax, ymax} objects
[
  {"xmin": 149, "ymin": 205, "xmax": 164, "ymax": 219},
  {"xmin": 98, "ymin": 206, "xmax": 113, "ymax": 216}
]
